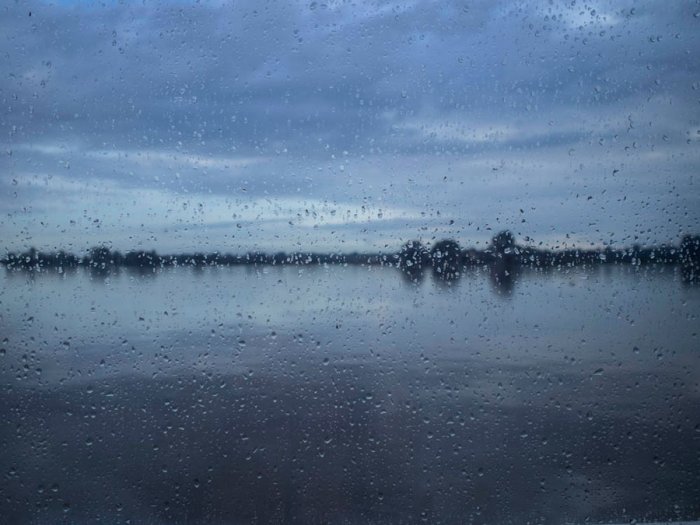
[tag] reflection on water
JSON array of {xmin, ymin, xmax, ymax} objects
[{"xmin": 1, "ymin": 266, "xmax": 699, "ymax": 524}]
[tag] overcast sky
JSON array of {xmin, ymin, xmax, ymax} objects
[{"xmin": 1, "ymin": 0, "xmax": 698, "ymax": 254}]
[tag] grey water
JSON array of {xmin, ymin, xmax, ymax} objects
[{"xmin": 1, "ymin": 265, "xmax": 699, "ymax": 524}]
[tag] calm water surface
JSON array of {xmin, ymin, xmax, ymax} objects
[{"xmin": 1, "ymin": 265, "xmax": 699, "ymax": 524}]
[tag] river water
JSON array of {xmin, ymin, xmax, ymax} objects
[{"xmin": 1, "ymin": 264, "xmax": 699, "ymax": 524}]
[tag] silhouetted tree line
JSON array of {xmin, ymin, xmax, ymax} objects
[
  {"xmin": 395, "ymin": 232, "xmax": 700, "ymax": 282},
  {"xmin": 3, "ymin": 232, "xmax": 700, "ymax": 284}
]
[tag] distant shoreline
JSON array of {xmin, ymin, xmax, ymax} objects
[{"xmin": 3, "ymin": 231, "xmax": 699, "ymax": 283}]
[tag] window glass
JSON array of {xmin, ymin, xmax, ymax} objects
[{"xmin": 1, "ymin": 1, "xmax": 699, "ymax": 523}]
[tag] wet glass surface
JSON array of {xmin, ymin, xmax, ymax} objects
[{"xmin": 1, "ymin": 266, "xmax": 698, "ymax": 524}]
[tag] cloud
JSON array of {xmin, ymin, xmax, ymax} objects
[{"xmin": 0, "ymin": 0, "xmax": 698, "ymax": 252}]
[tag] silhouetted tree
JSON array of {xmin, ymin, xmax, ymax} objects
[
  {"xmin": 399, "ymin": 240, "xmax": 426, "ymax": 266},
  {"xmin": 680, "ymin": 234, "xmax": 700, "ymax": 283},
  {"xmin": 490, "ymin": 231, "xmax": 515, "ymax": 256},
  {"xmin": 487, "ymin": 231, "xmax": 519, "ymax": 291},
  {"xmin": 431, "ymin": 239, "xmax": 461, "ymax": 280},
  {"xmin": 84, "ymin": 246, "xmax": 121, "ymax": 277},
  {"xmin": 56, "ymin": 250, "xmax": 79, "ymax": 269},
  {"xmin": 86, "ymin": 246, "xmax": 114, "ymax": 267},
  {"xmin": 397, "ymin": 240, "xmax": 427, "ymax": 283},
  {"xmin": 124, "ymin": 250, "xmax": 159, "ymax": 270}
]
